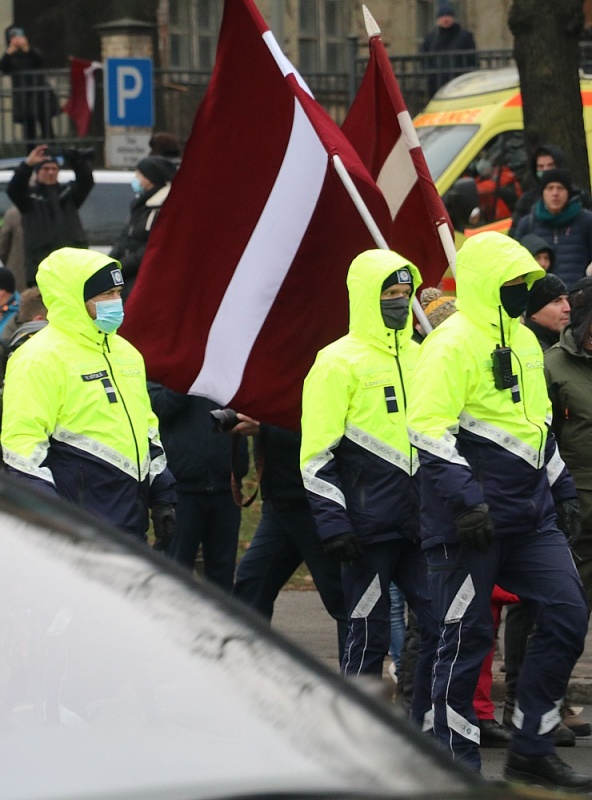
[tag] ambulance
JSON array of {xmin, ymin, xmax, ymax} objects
[{"xmin": 413, "ymin": 65, "xmax": 592, "ymax": 238}]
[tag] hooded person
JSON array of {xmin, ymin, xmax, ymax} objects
[
  {"xmin": 1, "ymin": 247, "xmax": 176, "ymax": 545},
  {"xmin": 519, "ymin": 233, "xmax": 555, "ymax": 272},
  {"xmin": 300, "ymin": 249, "xmax": 440, "ymax": 731},
  {"xmin": 514, "ymin": 168, "xmax": 592, "ymax": 290},
  {"xmin": 407, "ymin": 232, "xmax": 590, "ymax": 789},
  {"xmin": 109, "ymin": 156, "xmax": 178, "ymax": 301}
]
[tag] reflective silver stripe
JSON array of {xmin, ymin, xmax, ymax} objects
[
  {"xmin": 444, "ymin": 575, "xmax": 475, "ymax": 624},
  {"xmin": 351, "ymin": 573, "xmax": 381, "ymax": 618},
  {"xmin": 546, "ymin": 445, "xmax": 566, "ymax": 487},
  {"xmin": 53, "ymin": 425, "xmax": 150, "ymax": 480},
  {"xmin": 302, "ymin": 447, "xmax": 346, "ymax": 509},
  {"xmin": 459, "ymin": 411, "xmax": 541, "ymax": 468},
  {"xmin": 422, "ymin": 707, "xmax": 434, "ymax": 733},
  {"xmin": 2, "ymin": 443, "xmax": 55, "ymax": 485},
  {"xmin": 408, "ymin": 427, "xmax": 470, "ymax": 467},
  {"xmin": 512, "ymin": 701, "xmax": 524, "ymax": 730},
  {"xmin": 539, "ymin": 700, "xmax": 562, "ymax": 735},
  {"xmin": 149, "ymin": 452, "xmax": 167, "ymax": 484},
  {"xmin": 344, "ymin": 422, "xmax": 419, "ymax": 475},
  {"xmin": 446, "ymin": 704, "xmax": 480, "ymax": 744},
  {"xmin": 545, "ymin": 412, "xmax": 553, "ymax": 426}
]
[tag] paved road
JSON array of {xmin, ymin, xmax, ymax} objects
[{"xmin": 272, "ymin": 588, "xmax": 592, "ymax": 784}]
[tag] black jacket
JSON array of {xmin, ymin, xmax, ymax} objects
[
  {"xmin": 258, "ymin": 425, "xmax": 307, "ymax": 504},
  {"xmin": 0, "ymin": 47, "xmax": 59, "ymax": 123},
  {"xmin": 7, "ymin": 157, "xmax": 93, "ymax": 285},
  {"xmin": 109, "ymin": 184, "xmax": 170, "ymax": 299},
  {"xmin": 148, "ymin": 385, "xmax": 248, "ymax": 494},
  {"xmin": 420, "ymin": 22, "xmax": 476, "ymax": 96}
]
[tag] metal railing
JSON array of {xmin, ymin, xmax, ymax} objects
[{"xmin": 2, "ymin": 43, "xmax": 590, "ymax": 166}]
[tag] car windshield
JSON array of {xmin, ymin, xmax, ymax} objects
[
  {"xmin": 415, "ymin": 124, "xmax": 479, "ymax": 181},
  {"xmin": 0, "ymin": 480, "xmax": 480, "ymax": 800}
]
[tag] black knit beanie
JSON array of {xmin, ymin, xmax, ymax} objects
[
  {"xmin": 83, "ymin": 263, "xmax": 124, "ymax": 301},
  {"xmin": 136, "ymin": 156, "xmax": 177, "ymax": 188},
  {"xmin": 381, "ymin": 267, "xmax": 413, "ymax": 293},
  {"xmin": 526, "ymin": 274, "xmax": 567, "ymax": 317},
  {"xmin": 568, "ymin": 277, "xmax": 592, "ymax": 349},
  {"xmin": 540, "ymin": 168, "xmax": 573, "ymax": 196},
  {"xmin": 0, "ymin": 267, "xmax": 15, "ymax": 295}
]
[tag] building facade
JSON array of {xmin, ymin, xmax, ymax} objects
[{"xmin": 157, "ymin": 0, "xmax": 515, "ymax": 73}]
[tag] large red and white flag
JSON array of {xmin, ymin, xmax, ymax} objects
[
  {"xmin": 341, "ymin": 7, "xmax": 455, "ymax": 287},
  {"xmin": 63, "ymin": 57, "xmax": 102, "ymax": 137},
  {"xmin": 120, "ymin": 0, "xmax": 391, "ymax": 430}
]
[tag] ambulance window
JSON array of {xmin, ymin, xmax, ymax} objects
[{"xmin": 416, "ymin": 124, "xmax": 479, "ymax": 181}]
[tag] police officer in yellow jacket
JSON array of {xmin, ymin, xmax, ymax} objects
[
  {"xmin": 407, "ymin": 232, "xmax": 590, "ymax": 790},
  {"xmin": 300, "ymin": 249, "xmax": 438, "ymax": 729},
  {"xmin": 1, "ymin": 247, "xmax": 176, "ymax": 544}
]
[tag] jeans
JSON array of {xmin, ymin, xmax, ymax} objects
[{"xmin": 389, "ymin": 582, "xmax": 406, "ymax": 670}]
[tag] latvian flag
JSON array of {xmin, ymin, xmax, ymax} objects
[
  {"xmin": 342, "ymin": 6, "xmax": 455, "ymax": 288},
  {"xmin": 63, "ymin": 57, "xmax": 102, "ymax": 137},
  {"xmin": 121, "ymin": 0, "xmax": 391, "ymax": 431}
]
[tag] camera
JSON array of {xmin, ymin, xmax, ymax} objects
[
  {"xmin": 210, "ymin": 408, "xmax": 240, "ymax": 433},
  {"xmin": 45, "ymin": 147, "xmax": 95, "ymax": 163}
]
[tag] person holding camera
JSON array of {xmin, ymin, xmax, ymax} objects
[
  {"xmin": 406, "ymin": 231, "xmax": 590, "ymax": 790},
  {"xmin": 7, "ymin": 143, "xmax": 94, "ymax": 287},
  {"xmin": 1, "ymin": 247, "xmax": 176, "ymax": 544}
]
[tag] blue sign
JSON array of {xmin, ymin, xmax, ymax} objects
[{"xmin": 105, "ymin": 57, "xmax": 154, "ymax": 127}]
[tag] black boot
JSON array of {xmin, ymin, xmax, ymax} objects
[
  {"xmin": 505, "ymin": 751, "xmax": 592, "ymax": 791},
  {"xmin": 479, "ymin": 719, "xmax": 510, "ymax": 748}
]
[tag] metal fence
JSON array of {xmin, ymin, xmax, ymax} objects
[{"xmin": 3, "ymin": 43, "xmax": 591, "ymax": 166}]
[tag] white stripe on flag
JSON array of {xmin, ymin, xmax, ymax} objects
[
  {"xmin": 189, "ymin": 98, "xmax": 327, "ymax": 403},
  {"xmin": 376, "ymin": 133, "xmax": 417, "ymax": 221},
  {"xmin": 262, "ymin": 31, "xmax": 313, "ymax": 95}
]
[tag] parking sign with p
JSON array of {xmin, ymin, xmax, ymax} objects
[{"xmin": 105, "ymin": 57, "xmax": 154, "ymax": 128}]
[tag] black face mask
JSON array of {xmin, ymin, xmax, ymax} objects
[
  {"xmin": 500, "ymin": 283, "xmax": 529, "ymax": 318},
  {"xmin": 381, "ymin": 296, "xmax": 410, "ymax": 330}
]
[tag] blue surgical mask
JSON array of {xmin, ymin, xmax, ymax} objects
[
  {"xmin": 131, "ymin": 177, "xmax": 143, "ymax": 194},
  {"xmin": 92, "ymin": 298, "xmax": 124, "ymax": 334}
]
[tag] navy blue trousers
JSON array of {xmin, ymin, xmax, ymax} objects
[
  {"xmin": 167, "ymin": 488, "xmax": 241, "ymax": 591},
  {"xmin": 340, "ymin": 538, "xmax": 439, "ymax": 728},
  {"xmin": 233, "ymin": 501, "xmax": 348, "ymax": 660},
  {"xmin": 426, "ymin": 528, "xmax": 588, "ymax": 770}
]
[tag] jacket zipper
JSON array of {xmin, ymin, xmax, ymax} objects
[{"xmin": 102, "ymin": 335, "xmax": 142, "ymax": 489}]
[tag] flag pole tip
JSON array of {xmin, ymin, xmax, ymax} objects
[{"xmin": 362, "ymin": 5, "xmax": 381, "ymax": 38}]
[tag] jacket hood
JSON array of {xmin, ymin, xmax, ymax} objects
[
  {"xmin": 455, "ymin": 232, "xmax": 544, "ymax": 333},
  {"xmin": 347, "ymin": 249, "xmax": 422, "ymax": 351},
  {"xmin": 36, "ymin": 248, "xmax": 124, "ymax": 342},
  {"xmin": 529, "ymin": 144, "xmax": 566, "ymax": 180},
  {"xmin": 519, "ymin": 233, "xmax": 555, "ymax": 267}
]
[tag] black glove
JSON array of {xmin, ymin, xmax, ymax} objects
[
  {"xmin": 151, "ymin": 504, "xmax": 176, "ymax": 551},
  {"xmin": 556, "ymin": 498, "xmax": 582, "ymax": 547},
  {"xmin": 323, "ymin": 532, "xmax": 364, "ymax": 563},
  {"xmin": 455, "ymin": 503, "xmax": 494, "ymax": 553}
]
